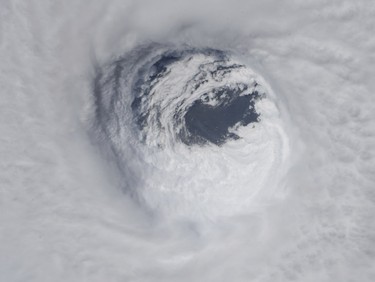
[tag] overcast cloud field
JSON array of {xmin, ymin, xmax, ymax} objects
[{"xmin": 1, "ymin": 0, "xmax": 375, "ymax": 281}]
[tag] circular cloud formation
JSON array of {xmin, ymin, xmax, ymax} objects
[{"xmin": 94, "ymin": 44, "xmax": 291, "ymax": 219}]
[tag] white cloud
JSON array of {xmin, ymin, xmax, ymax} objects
[{"xmin": 1, "ymin": 0, "xmax": 375, "ymax": 281}]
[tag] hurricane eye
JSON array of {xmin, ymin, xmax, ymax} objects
[
  {"xmin": 93, "ymin": 44, "xmax": 290, "ymax": 218},
  {"xmin": 130, "ymin": 48, "xmax": 267, "ymax": 147}
]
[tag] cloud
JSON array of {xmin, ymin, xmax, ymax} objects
[{"xmin": 1, "ymin": 0, "xmax": 375, "ymax": 281}]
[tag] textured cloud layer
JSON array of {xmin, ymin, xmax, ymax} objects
[{"xmin": 1, "ymin": 0, "xmax": 375, "ymax": 281}]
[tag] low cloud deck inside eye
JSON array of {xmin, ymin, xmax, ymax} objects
[{"xmin": 183, "ymin": 89, "xmax": 260, "ymax": 146}]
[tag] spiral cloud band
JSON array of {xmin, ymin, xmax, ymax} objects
[{"xmin": 2, "ymin": 0, "xmax": 375, "ymax": 281}]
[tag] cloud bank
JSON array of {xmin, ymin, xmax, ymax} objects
[{"xmin": 1, "ymin": 0, "xmax": 375, "ymax": 281}]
